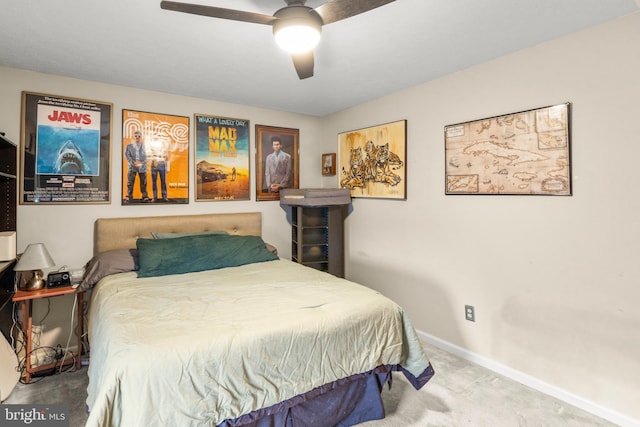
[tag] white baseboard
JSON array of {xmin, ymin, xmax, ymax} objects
[{"xmin": 417, "ymin": 330, "xmax": 639, "ymax": 427}]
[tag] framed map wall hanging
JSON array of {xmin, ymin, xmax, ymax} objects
[{"xmin": 445, "ymin": 103, "xmax": 571, "ymax": 195}]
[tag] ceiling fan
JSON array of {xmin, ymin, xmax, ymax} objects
[{"xmin": 160, "ymin": 0, "xmax": 396, "ymax": 79}]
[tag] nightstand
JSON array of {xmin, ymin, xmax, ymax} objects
[{"xmin": 12, "ymin": 286, "xmax": 84, "ymax": 384}]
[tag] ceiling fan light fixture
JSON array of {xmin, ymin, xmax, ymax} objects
[
  {"xmin": 274, "ymin": 25, "xmax": 320, "ymax": 53},
  {"xmin": 273, "ymin": 6, "xmax": 323, "ymax": 54}
]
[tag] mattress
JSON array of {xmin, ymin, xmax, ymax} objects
[{"xmin": 85, "ymin": 258, "xmax": 432, "ymax": 426}]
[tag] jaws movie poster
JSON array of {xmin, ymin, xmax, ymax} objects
[
  {"xmin": 20, "ymin": 92, "xmax": 112, "ymax": 204},
  {"xmin": 194, "ymin": 114, "xmax": 250, "ymax": 201}
]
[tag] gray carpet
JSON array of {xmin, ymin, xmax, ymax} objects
[{"xmin": 3, "ymin": 342, "xmax": 616, "ymax": 427}]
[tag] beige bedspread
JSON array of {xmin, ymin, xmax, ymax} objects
[{"xmin": 86, "ymin": 259, "xmax": 430, "ymax": 427}]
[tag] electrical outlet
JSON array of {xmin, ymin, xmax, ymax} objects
[{"xmin": 465, "ymin": 305, "xmax": 475, "ymax": 322}]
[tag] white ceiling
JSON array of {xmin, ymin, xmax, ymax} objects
[{"xmin": 1, "ymin": 0, "xmax": 638, "ymax": 116}]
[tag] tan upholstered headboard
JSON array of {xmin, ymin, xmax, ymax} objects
[{"xmin": 94, "ymin": 212, "xmax": 262, "ymax": 254}]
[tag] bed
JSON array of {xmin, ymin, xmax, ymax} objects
[{"xmin": 83, "ymin": 212, "xmax": 434, "ymax": 427}]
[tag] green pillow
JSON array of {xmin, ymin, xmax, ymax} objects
[
  {"xmin": 136, "ymin": 234, "xmax": 278, "ymax": 278},
  {"xmin": 150, "ymin": 230, "xmax": 228, "ymax": 239}
]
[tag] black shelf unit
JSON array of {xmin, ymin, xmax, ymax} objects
[
  {"xmin": 0, "ymin": 132, "xmax": 17, "ymax": 232},
  {"xmin": 0, "ymin": 132, "xmax": 17, "ymax": 339},
  {"xmin": 281, "ymin": 189, "xmax": 350, "ymax": 278},
  {"xmin": 291, "ymin": 205, "xmax": 346, "ymax": 276}
]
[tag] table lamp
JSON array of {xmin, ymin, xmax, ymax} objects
[{"xmin": 14, "ymin": 243, "xmax": 55, "ymax": 291}]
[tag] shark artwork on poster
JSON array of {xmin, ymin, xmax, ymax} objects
[{"xmin": 20, "ymin": 92, "xmax": 112, "ymax": 204}]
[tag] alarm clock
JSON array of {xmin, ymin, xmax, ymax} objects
[{"xmin": 47, "ymin": 271, "xmax": 72, "ymax": 288}]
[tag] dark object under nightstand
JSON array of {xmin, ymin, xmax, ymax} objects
[{"xmin": 12, "ymin": 286, "xmax": 84, "ymax": 384}]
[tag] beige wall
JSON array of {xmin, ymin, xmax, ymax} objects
[
  {"xmin": 2, "ymin": 10, "xmax": 639, "ymax": 425},
  {"xmin": 322, "ymin": 12, "xmax": 640, "ymax": 424},
  {"xmin": 0, "ymin": 68, "xmax": 328, "ymax": 265}
]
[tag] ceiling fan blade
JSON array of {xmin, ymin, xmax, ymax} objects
[
  {"xmin": 160, "ymin": 1, "xmax": 275, "ymax": 25},
  {"xmin": 314, "ymin": 0, "xmax": 396, "ymax": 25},
  {"xmin": 292, "ymin": 52, "xmax": 314, "ymax": 80}
]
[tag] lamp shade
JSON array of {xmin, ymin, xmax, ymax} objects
[{"xmin": 14, "ymin": 243, "xmax": 55, "ymax": 272}]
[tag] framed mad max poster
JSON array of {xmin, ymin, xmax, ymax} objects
[
  {"xmin": 194, "ymin": 114, "xmax": 250, "ymax": 201},
  {"xmin": 20, "ymin": 91, "xmax": 112, "ymax": 204},
  {"xmin": 338, "ymin": 120, "xmax": 407, "ymax": 199},
  {"xmin": 255, "ymin": 125, "xmax": 299, "ymax": 201},
  {"xmin": 122, "ymin": 109, "xmax": 189, "ymax": 204}
]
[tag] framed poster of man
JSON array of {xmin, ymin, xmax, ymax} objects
[{"xmin": 255, "ymin": 125, "xmax": 299, "ymax": 201}]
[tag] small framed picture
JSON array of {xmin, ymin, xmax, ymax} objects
[{"xmin": 322, "ymin": 153, "xmax": 336, "ymax": 176}]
